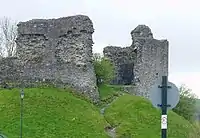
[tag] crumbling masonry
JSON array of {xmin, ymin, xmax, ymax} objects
[
  {"xmin": 0, "ymin": 15, "xmax": 99, "ymax": 103},
  {"xmin": 103, "ymin": 25, "xmax": 168, "ymax": 98},
  {"xmin": 0, "ymin": 15, "xmax": 168, "ymax": 101}
]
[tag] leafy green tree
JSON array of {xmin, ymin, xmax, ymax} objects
[
  {"xmin": 92, "ymin": 53, "xmax": 115, "ymax": 85},
  {"xmin": 172, "ymin": 84, "xmax": 197, "ymax": 122}
]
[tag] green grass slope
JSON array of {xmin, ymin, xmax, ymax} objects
[
  {"xmin": 104, "ymin": 94, "xmax": 193, "ymax": 138},
  {"xmin": 0, "ymin": 85, "xmax": 196, "ymax": 138},
  {"xmin": 0, "ymin": 88, "xmax": 108, "ymax": 138}
]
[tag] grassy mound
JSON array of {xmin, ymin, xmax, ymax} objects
[
  {"xmin": 0, "ymin": 88, "xmax": 108, "ymax": 138},
  {"xmin": 104, "ymin": 94, "xmax": 193, "ymax": 138},
  {"xmin": 98, "ymin": 84, "xmax": 122, "ymax": 104},
  {"xmin": 0, "ymin": 85, "xmax": 197, "ymax": 138}
]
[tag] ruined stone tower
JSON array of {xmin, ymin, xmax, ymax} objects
[
  {"xmin": 16, "ymin": 15, "xmax": 99, "ymax": 102},
  {"xmin": 0, "ymin": 15, "xmax": 99, "ymax": 102},
  {"xmin": 103, "ymin": 25, "xmax": 168, "ymax": 98}
]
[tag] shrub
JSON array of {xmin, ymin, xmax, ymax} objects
[
  {"xmin": 92, "ymin": 53, "xmax": 115, "ymax": 85},
  {"xmin": 172, "ymin": 84, "xmax": 197, "ymax": 122},
  {"xmin": 189, "ymin": 121, "xmax": 200, "ymax": 138}
]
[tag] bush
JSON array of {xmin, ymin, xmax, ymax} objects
[
  {"xmin": 92, "ymin": 53, "xmax": 115, "ymax": 85},
  {"xmin": 189, "ymin": 121, "xmax": 200, "ymax": 138},
  {"xmin": 172, "ymin": 84, "xmax": 197, "ymax": 122}
]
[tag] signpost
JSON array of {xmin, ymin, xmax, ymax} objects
[
  {"xmin": 150, "ymin": 76, "xmax": 180, "ymax": 138},
  {"xmin": 20, "ymin": 89, "xmax": 24, "ymax": 138}
]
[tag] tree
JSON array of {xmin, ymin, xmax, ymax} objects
[
  {"xmin": 0, "ymin": 31, "xmax": 3, "ymax": 57},
  {"xmin": 172, "ymin": 84, "xmax": 197, "ymax": 122},
  {"xmin": 0, "ymin": 17, "xmax": 17, "ymax": 57},
  {"xmin": 92, "ymin": 53, "xmax": 115, "ymax": 85}
]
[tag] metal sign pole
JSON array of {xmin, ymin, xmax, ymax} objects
[
  {"xmin": 161, "ymin": 76, "xmax": 167, "ymax": 138},
  {"xmin": 20, "ymin": 96, "xmax": 23, "ymax": 138},
  {"xmin": 20, "ymin": 89, "xmax": 24, "ymax": 138},
  {"xmin": 150, "ymin": 76, "xmax": 179, "ymax": 138}
]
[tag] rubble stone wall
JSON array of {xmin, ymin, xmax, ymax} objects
[
  {"xmin": 103, "ymin": 46, "xmax": 136, "ymax": 85},
  {"xmin": 0, "ymin": 16, "xmax": 168, "ymax": 101},
  {"xmin": 0, "ymin": 15, "xmax": 99, "ymax": 102},
  {"xmin": 104, "ymin": 25, "xmax": 169, "ymax": 98}
]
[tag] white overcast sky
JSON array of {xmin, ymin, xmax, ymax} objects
[{"xmin": 0, "ymin": 0, "xmax": 200, "ymax": 97}]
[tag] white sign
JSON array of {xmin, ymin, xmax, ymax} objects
[{"xmin": 161, "ymin": 115, "xmax": 167, "ymax": 129}]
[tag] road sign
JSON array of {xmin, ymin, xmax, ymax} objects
[
  {"xmin": 150, "ymin": 81, "xmax": 180, "ymax": 110},
  {"xmin": 150, "ymin": 76, "xmax": 179, "ymax": 138}
]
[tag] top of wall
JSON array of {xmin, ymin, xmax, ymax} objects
[
  {"xmin": 17, "ymin": 15, "xmax": 94, "ymax": 37},
  {"xmin": 131, "ymin": 25, "xmax": 153, "ymax": 40}
]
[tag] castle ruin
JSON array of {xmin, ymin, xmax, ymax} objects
[
  {"xmin": 104, "ymin": 25, "xmax": 168, "ymax": 98},
  {"xmin": 0, "ymin": 15, "xmax": 168, "ymax": 101},
  {"xmin": 0, "ymin": 15, "xmax": 99, "ymax": 103}
]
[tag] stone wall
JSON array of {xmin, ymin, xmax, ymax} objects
[
  {"xmin": 132, "ymin": 25, "xmax": 168, "ymax": 98},
  {"xmin": 104, "ymin": 25, "xmax": 168, "ymax": 98},
  {"xmin": 0, "ymin": 57, "xmax": 21, "ymax": 82},
  {"xmin": 0, "ymin": 15, "xmax": 99, "ymax": 102},
  {"xmin": 103, "ymin": 46, "xmax": 136, "ymax": 85},
  {"xmin": 0, "ymin": 16, "xmax": 168, "ymax": 101}
]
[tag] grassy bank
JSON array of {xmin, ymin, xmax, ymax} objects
[
  {"xmin": 0, "ymin": 88, "xmax": 108, "ymax": 138},
  {"xmin": 0, "ymin": 85, "xmax": 197, "ymax": 138}
]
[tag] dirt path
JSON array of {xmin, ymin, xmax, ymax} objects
[{"xmin": 100, "ymin": 93, "xmax": 124, "ymax": 138}]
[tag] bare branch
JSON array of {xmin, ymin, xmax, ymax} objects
[
  {"xmin": 0, "ymin": 27, "xmax": 4, "ymax": 57},
  {"xmin": 0, "ymin": 17, "xmax": 17, "ymax": 57}
]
